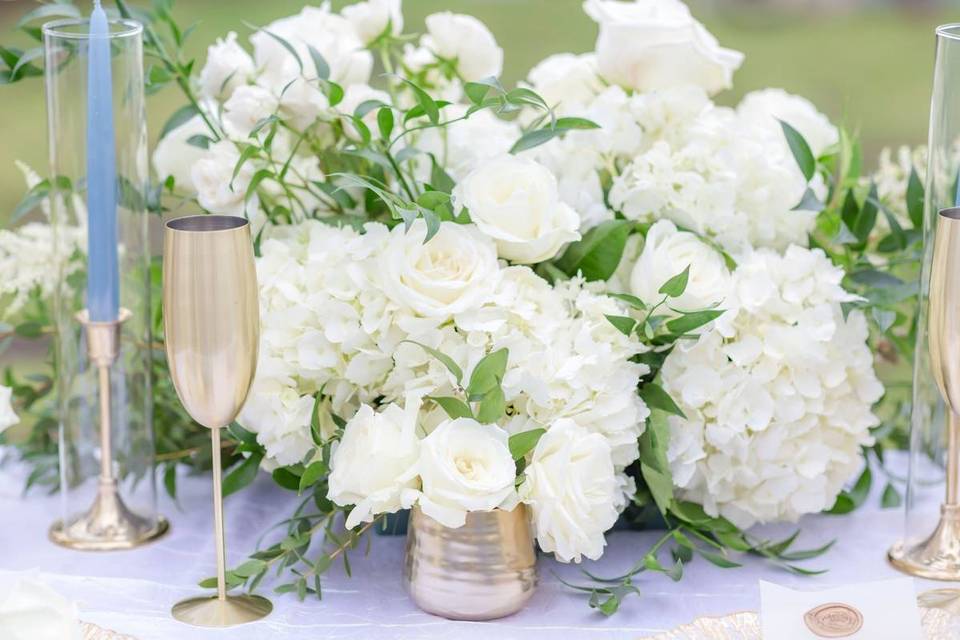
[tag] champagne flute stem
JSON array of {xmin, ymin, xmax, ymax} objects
[
  {"xmin": 211, "ymin": 427, "xmax": 227, "ymax": 602},
  {"xmin": 948, "ymin": 412, "xmax": 959, "ymax": 506},
  {"xmin": 97, "ymin": 364, "xmax": 113, "ymax": 483}
]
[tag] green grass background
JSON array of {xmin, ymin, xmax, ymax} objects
[{"xmin": 0, "ymin": 0, "xmax": 953, "ymax": 226}]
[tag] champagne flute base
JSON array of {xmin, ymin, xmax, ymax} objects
[{"xmin": 171, "ymin": 594, "xmax": 273, "ymax": 627}]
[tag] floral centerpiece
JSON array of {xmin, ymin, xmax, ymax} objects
[{"xmin": 0, "ymin": 0, "xmax": 924, "ymax": 614}]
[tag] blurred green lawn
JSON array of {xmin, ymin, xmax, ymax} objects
[{"xmin": 0, "ymin": 0, "xmax": 953, "ymax": 227}]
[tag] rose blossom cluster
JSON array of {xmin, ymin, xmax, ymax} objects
[
  {"xmin": 238, "ymin": 218, "xmax": 648, "ymax": 562},
  {"xmin": 659, "ymin": 246, "xmax": 884, "ymax": 527}
]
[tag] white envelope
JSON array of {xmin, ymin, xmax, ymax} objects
[{"xmin": 759, "ymin": 578, "xmax": 923, "ymax": 639}]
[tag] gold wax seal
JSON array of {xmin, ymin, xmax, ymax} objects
[{"xmin": 803, "ymin": 602, "xmax": 864, "ymax": 637}]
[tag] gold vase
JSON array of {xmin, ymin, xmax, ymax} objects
[{"xmin": 403, "ymin": 505, "xmax": 537, "ymax": 621}]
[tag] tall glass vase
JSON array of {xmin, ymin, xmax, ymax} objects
[
  {"xmin": 890, "ymin": 24, "xmax": 960, "ymax": 578},
  {"xmin": 43, "ymin": 17, "xmax": 167, "ymax": 550}
]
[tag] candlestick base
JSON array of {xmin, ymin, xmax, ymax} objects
[
  {"xmin": 171, "ymin": 595, "xmax": 273, "ymax": 627},
  {"xmin": 889, "ymin": 503, "xmax": 960, "ymax": 580},
  {"xmin": 49, "ymin": 478, "xmax": 169, "ymax": 551}
]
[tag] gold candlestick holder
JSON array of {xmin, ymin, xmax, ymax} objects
[
  {"xmin": 890, "ymin": 207, "xmax": 960, "ymax": 579},
  {"xmin": 49, "ymin": 309, "xmax": 169, "ymax": 550}
]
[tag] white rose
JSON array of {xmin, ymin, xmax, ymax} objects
[
  {"xmin": 378, "ymin": 219, "xmax": 499, "ymax": 317},
  {"xmin": 422, "ymin": 12, "xmax": 503, "ymax": 82},
  {"xmin": 584, "ymin": 0, "xmax": 743, "ymax": 95},
  {"xmin": 0, "ymin": 385, "xmax": 18, "ymax": 435},
  {"xmin": 629, "ymin": 219, "xmax": 731, "ymax": 312},
  {"xmin": 416, "ymin": 417, "xmax": 518, "ymax": 528},
  {"xmin": 0, "ymin": 575, "xmax": 82, "ymax": 640},
  {"xmin": 152, "ymin": 114, "xmax": 210, "ymax": 193},
  {"xmin": 251, "ymin": 7, "xmax": 373, "ymax": 129},
  {"xmin": 520, "ymin": 419, "xmax": 618, "ymax": 563},
  {"xmin": 223, "ymin": 85, "xmax": 279, "ymax": 138},
  {"xmin": 328, "ymin": 397, "xmax": 422, "ymax": 528},
  {"xmin": 454, "ymin": 155, "xmax": 581, "ymax": 264},
  {"xmin": 526, "ymin": 53, "xmax": 602, "ymax": 112},
  {"xmin": 342, "ymin": 0, "xmax": 403, "ymax": 44},
  {"xmin": 199, "ymin": 31, "xmax": 255, "ymax": 100},
  {"xmin": 192, "ymin": 140, "xmax": 257, "ymax": 217},
  {"xmin": 737, "ymin": 88, "xmax": 839, "ymax": 157}
]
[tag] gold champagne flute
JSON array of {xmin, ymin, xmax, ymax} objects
[{"xmin": 163, "ymin": 215, "xmax": 272, "ymax": 626}]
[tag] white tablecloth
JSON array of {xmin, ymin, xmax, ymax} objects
[{"xmin": 0, "ymin": 453, "xmax": 952, "ymax": 640}]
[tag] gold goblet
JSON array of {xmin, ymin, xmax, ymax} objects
[
  {"xmin": 890, "ymin": 207, "xmax": 960, "ymax": 579},
  {"xmin": 162, "ymin": 215, "xmax": 272, "ymax": 626}
]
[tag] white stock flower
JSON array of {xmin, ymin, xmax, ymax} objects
[
  {"xmin": 738, "ymin": 88, "xmax": 838, "ymax": 158},
  {"xmin": 192, "ymin": 140, "xmax": 257, "ymax": 216},
  {"xmin": 328, "ymin": 396, "xmax": 422, "ymax": 528},
  {"xmin": 223, "ymin": 85, "xmax": 279, "ymax": 138},
  {"xmin": 0, "ymin": 386, "xmax": 18, "ymax": 435},
  {"xmin": 199, "ymin": 31, "xmax": 255, "ymax": 100},
  {"xmin": 342, "ymin": 0, "xmax": 403, "ymax": 44},
  {"xmin": 416, "ymin": 418, "xmax": 518, "ymax": 528},
  {"xmin": 661, "ymin": 246, "xmax": 883, "ymax": 527},
  {"xmin": 454, "ymin": 155, "xmax": 581, "ymax": 263},
  {"xmin": 525, "ymin": 53, "xmax": 602, "ymax": 113},
  {"xmin": 584, "ymin": 0, "xmax": 743, "ymax": 95},
  {"xmin": 422, "ymin": 12, "xmax": 503, "ymax": 82},
  {"xmin": 520, "ymin": 419, "xmax": 618, "ymax": 562},
  {"xmin": 0, "ymin": 223, "xmax": 84, "ymax": 319},
  {"xmin": 152, "ymin": 115, "xmax": 210, "ymax": 193},
  {"xmin": 238, "ymin": 383, "xmax": 316, "ymax": 468},
  {"xmin": 378, "ymin": 220, "xmax": 499, "ymax": 317},
  {"xmin": 627, "ymin": 219, "xmax": 730, "ymax": 313}
]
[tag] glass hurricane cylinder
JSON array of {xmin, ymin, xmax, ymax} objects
[
  {"xmin": 891, "ymin": 24, "xmax": 960, "ymax": 578},
  {"xmin": 43, "ymin": 18, "xmax": 166, "ymax": 550}
]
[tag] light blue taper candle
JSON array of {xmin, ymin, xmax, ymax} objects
[{"xmin": 86, "ymin": 0, "xmax": 119, "ymax": 322}]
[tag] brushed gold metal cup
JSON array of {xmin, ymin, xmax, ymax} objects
[
  {"xmin": 163, "ymin": 215, "xmax": 271, "ymax": 627},
  {"xmin": 890, "ymin": 207, "xmax": 960, "ymax": 579},
  {"xmin": 403, "ymin": 505, "xmax": 537, "ymax": 620}
]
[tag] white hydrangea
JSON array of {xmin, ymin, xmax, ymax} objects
[
  {"xmin": 239, "ymin": 220, "xmax": 648, "ymax": 473},
  {"xmin": 414, "ymin": 104, "xmax": 519, "ymax": 181},
  {"xmin": 660, "ymin": 246, "xmax": 884, "ymax": 528},
  {"xmin": 199, "ymin": 31, "xmax": 255, "ymax": 100},
  {"xmin": 610, "ymin": 104, "xmax": 817, "ymax": 253}
]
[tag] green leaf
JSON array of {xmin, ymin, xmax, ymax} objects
[
  {"xmin": 463, "ymin": 81, "xmax": 491, "ymax": 105},
  {"xmin": 605, "ymin": 315, "xmax": 637, "ymax": 336},
  {"xmin": 640, "ymin": 462, "xmax": 673, "ymax": 515},
  {"xmin": 607, "ymin": 293, "xmax": 647, "ymax": 310},
  {"xmin": 698, "ymin": 549, "xmax": 742, "ymax": 569},
  {"xmin": 16, "ymin": 3, "xmax": 81, "ymax": 29},
  {"xmin": 906, "ymin": 166, "xmax": 924, "ymax": 229},
  {"xmin": 232, "ymin": 559, "xmax": 267, "ymax": 578},
  {"xmin": 10, "ymin": 181, "xmax": 49, "ymax": 224},
  {"xmin": 402, "ymin": 341, "xmax": 463, "ymax": 384},
  {"xmin": 14, "ymin": 321, "xmax": 44, "ymax": 338},
  {"xmin": 271, "ymin": 468, "xmax": 301, "ymax": 491},
  {"xmin": 881, "ymin": 482, "xmax": 903, "ymax": 509},
  {"xmin": 827, "ymin": 466, "xmax": 871, "ymax": 514},
  {"xmin": 244, "ymin": 169, "xmax": 274, "ymax": 202},
  {"xmin": 430, "ymin": 156, "xmax": 455, "ymax": 194},
  {"xmin": 159, "ymin": 104, "xmax": 200, "ymax": 140},
  {"xmin": 299, "ymin": 461, "xmax": 328, "ymax": 494},
  {"xmin": 430, "ymin": 396, "xmax": 474, "ymax": 420},
  {"xmin": 259, "ymin": 27, "xmax": 303, "ymax": 73},
  {"xmin": 232, "ymin": 145, "xmax": 260, "ymax": 184},
  {"xmin": 639, "ymin": 383, "xmax": 686, "ymax": 419},
  {"xmin": 659, "ymin": 266, "xmax": 690, "ymax": 298},
  {"xmin": 222, "ymin": 453, "xmax": 263, "ymax": 497},
  {"xmin": 377, "ymin": 107, "xmax": 394, "ymax": 140},
  {"xmin": 779, "ymin": 119, "xmax": 816, "ymax": 182},
  {"xmin": 509, "ymin": 127, "xmax": 562, "ymax": 154},
  {"xmin": 553, "ymin": 117, "xmax": 601, "ymax": 130},
  {"xmin": 476, "ymin": 386, "xmax": 506, "ymax": 424},
  {"xmin": 400, "ymin": 78, "xmax": 439, "ymax": 125},
  {"xmin": 306, "ymin": 44, "xmax": 330, "ymax": 80},
  {"xmin": 508, "ymin": 428, "xmax": 546, "ymax": 460},
  {"xmin": 163, "ymin": 463, "xmax": 177, "ymax": 500},
  {"xmin": 793, "ymin": 187, "xmax": 824, "ymax": 211},
  {"xmin": 554, "ymin": 220, "xmax": 632, "ymax": 281},
  {"xmin": 665, "ymin": 309, "xmax": 724, "ymax": 335},
  {"xmin": 466, "ymin": 348, "xmax": 509, "ymax": 398},
  {"xmin": 186, "ymin": 134, "xmax": 211, "ymax": 149}
]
